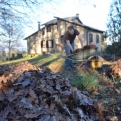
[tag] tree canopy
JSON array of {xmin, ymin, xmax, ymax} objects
[{"xmin": 107, "ymin": 0, "xmax": 121, "ymax": 42}]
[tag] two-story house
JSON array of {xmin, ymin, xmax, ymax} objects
[{"xmin": 24, "ymin": 14, "xmax": 106, "ymax": 54}]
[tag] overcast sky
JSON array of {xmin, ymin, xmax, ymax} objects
[{"xmin": 23, "ymin": 0, "xmax": 112, "ymax": 49}]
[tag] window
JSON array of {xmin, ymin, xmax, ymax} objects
[
  {"xmin": 61, "ymin": 35, "xmax": 63, "ymax": 42},
  {"xmin": 42, "ymin": 29, "xmax": 45, "ymax": 35},
  {"xmin": 47, "ymin": 40, "xmax": 53, "ymax": 48},
  {"xmin": 96, "ymin": 35, "xmax": 99, "ymax": 43},
  {"xmin": 89, "ymin": 33, "xmax": 93, "ymax": 43},
  {"xmin": 47, "ymin": 25, "xmax": 51, "ymax": 32},
  {"xmin": 41, "ymin": 40, "xmax": 46, "ymax": 48}
]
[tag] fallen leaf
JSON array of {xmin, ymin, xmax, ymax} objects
[
  {"xmin": 49, "ymin": 116, "xmax": 56, "ymax": 121},
  {"xmin": 21, "ymin": 78, "xmax": 30, "ymax": 86},
  {"xmin": 39, "ymin": 115, "xmax": 50, "ymax": 121},
  {"xmin": 29, "ymin": 89, "xmax": 37, "ymax": 99},
  {"xmin": 77, "ymin": 108, "xmax": 84, "ymax": 118},
  {"xmin": 50, "ymin": 102, "xmax": 55, "ymax": 110},
  {"xmin": 12, "ymin": 89, "xmax": 24, "ymax": 101},
  {"xmin": 0, "ymin": 89, "xmax": 5, "ymax": 101},
  {"xmin": 24, "ymin": 112, "xmax": 41, "ymax": 119},
  {"xmin": 0, "ymin": 75, "xmax": 7, "ymax": 84},
  {"xmin": 0, "ymin": 106, "xmax": 15, "ymax": 119},
  {"xmin": 106, "ymin": 116, "xmax": 118, "ymax": 121},
  {"xmin": 8, "ymin": 88, "xmax": 14, "ymax": 102}
]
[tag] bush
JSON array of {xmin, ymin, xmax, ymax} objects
[{"xmin": 106, "ymin": 42, "xmax": 121, "ymax": 55}]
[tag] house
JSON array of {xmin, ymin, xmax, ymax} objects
[{"xmin": 24, "ymin": 14, "xmax": 107, "ymax": 54}]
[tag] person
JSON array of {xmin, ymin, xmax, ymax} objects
[{"xmin": 62, "ymin": 25, "xmax": 84, "ymax": 69}]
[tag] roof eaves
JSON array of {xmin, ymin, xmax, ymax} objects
[
  {"xmin": 45, "ymin": 23, "xmax": 57, "ymax": 26},
  {"xmin": 23, "ymin": 31, "xmax": 38, "ymax": 40},
  {"xmin": 76, "ymin": 17, "xmax": 83, "ymax": 24},
  {"xmin": 54, "ymin": 16, "xmax": 85, "ymax": 26},
  {"xmin": 23, "ymin": 27, "xmax": 45, "ymax": 40},
  {"xmin": 54, "ymin": 16, "xmax": 104, "ymax": 33},
  {"xmin": 42, "ymin": 19, "xmax": 57, "ymax": 26},
  {"xmin": 83, "ymin": 25, "xmax": 104, "ymax": 33}
]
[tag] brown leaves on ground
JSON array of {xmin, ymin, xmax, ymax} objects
[
  {"xmin": 106, "ymin": 59, "xmax": 121, "ymax": 78},
  {"xmin": 73, "ymin": 42, "xmax": 97, "ymax": 53},
  {"xmin": 0, "ymin": 61, "xmax": 103, "ymax": 121},
  {"xmin": 106, "ymin": 116, "xmax": 118, "ymax": 121}
]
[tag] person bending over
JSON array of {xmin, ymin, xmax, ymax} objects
[{"xmin": 62, "ymin": 25, "xmax": 84, "ymax": 69}]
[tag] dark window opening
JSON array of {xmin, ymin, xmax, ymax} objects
[
  {"xmin": 47, "ymin": 40, "xmax": 54, "ymax": 48},
  {"xmin": 96, "ymin": 35, "xmax": 99, "ymax": 43},
  {"xmin": 41, "ymin": 40, "xmax": 46, "ymax": 48},
  {"xmin": 61, "ymin": 35, "xmax": 63, "ymax": 42},
  {"xmin": 47, "ymin": 25, "xmax": 51, "ymax": 32},
  {"xmin": 89, "ymin": 33, "xmax": 93, "ymax": 43}
]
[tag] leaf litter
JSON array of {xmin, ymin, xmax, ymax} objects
[{"xmin": 0, "ymin": 61, "xmax": 119, "ymax": 121}]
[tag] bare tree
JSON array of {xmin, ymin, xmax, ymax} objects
[
  {"xmin": 0, "ymin": 0, "xmax": 63, "ymax": 27},
  {"xmin": 0, "ymin": 46, "xmax": 5, "ymax": 51},
  {"xmin": 0, "ymin": 0, "xmax": 95, "ymax": 26},
  {"xmin": 0, "ymin": 12, "xmax": 24, "ymax": 59}
]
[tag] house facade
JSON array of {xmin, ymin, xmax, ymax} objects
[{"xmin": 24, "ymin": 14, "xmax": 107, "ymax": 54}]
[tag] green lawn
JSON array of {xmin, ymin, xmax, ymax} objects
[{"xmin": 0, "ymin": 53, "xmax": 62, "ymax": 67}]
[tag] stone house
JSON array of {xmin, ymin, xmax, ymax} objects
[{"xmin": 24, "ymin": 14, "xmax": 106, "ymax": 54}]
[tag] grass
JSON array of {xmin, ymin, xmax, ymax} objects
[
  {"xmin": 70, "ymin": 74, "xmax": 100, "ymax": 90},
  {"xmin": 0, "ymin": 53, "xmax": 61, "ymax": 67},
  {"xmin": 0, "ymin": 54, "xmax": 40, "ymax": 65}
]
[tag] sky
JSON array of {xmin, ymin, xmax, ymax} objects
[{"xmin": 23, "ymin": 0, "xmax": 112, "ymax": 49}]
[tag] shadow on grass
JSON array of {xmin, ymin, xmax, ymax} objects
[
  {"xmin": 0, "ymin": 54, "xmax": 61, "ymax": 67},
  {"xmin": 28, "ymin": 54, "xmax": 62, "ymax": 67},
  {"xmin": 0, "ymin": 55, "xmax": 51, "ymax": 66},
  {"xmin": 35, "ymin": 58, "xmax": 60, "ymax": 67},
  {"xmin": 27, "ymin": 55, "xmax": 51, "ymax": 65}
]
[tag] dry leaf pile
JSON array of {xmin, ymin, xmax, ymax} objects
[
  {"xmin": 0, "ymin": 61, "xmax": 102, "ymax": 121},
  {"xmin": 106, "ymin": 59, "xmax": 121, "ymax": 78},
  {"xmin": 73, "ymin": 42, "xmax": 97, "ymax": 54}
]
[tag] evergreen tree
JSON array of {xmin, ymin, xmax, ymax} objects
[{"xmin": 107, "ymin": 0, "xmax": 121, "ymax": 42}]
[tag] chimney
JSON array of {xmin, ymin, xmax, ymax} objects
[
  {"xmin": 38, "ymin": 22, "xmax": 40, "ymax": 30},
  {"xmin": 76, "ymin": 13, "xmax": 79, "ymax": 18}
]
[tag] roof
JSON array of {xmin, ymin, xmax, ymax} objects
[
  {"xmin": 24, "ymin": 31, "xmax": 38, "ymax": 40},
  {"xmin": 42, "ymin": 19, "xmax": 57, "ymax": 25},
  {"xmin": 24, "ymin": 16, "xmax": 104, "ymax": 40},
  {"xmin": 54, "ymin": 16, "xmax": 104, "ymax": 33},
  {"xmin": 24, "ymin": 27, "xmax": 44, "ymax": 40},
  {"xmin": 42, "ymin": 16, "xmax": 83, "ymax": 26}
]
